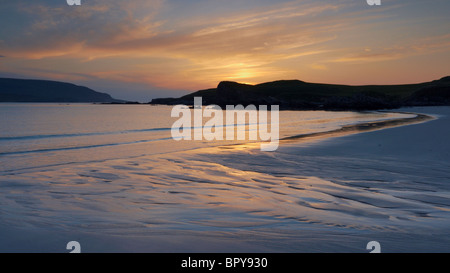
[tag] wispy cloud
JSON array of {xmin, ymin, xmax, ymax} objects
[
  {"xmin": 3, "ymin": 1, "xmax": 344, "ymax": 60},
  {"xmin": 331, "ymin": 34, "xmax": 450, "ymax": 64},
  {"xmin": 1, "ymin": 0, "xmax": 449, "ymax": 99}
]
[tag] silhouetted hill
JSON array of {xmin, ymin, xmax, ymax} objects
[
  {"xmin": 0, "ymin": 78, "xmax": 122, "ymax": 103},
  {"xmin": 150, "ymin": 76, "xmax": 450, "ymax": 110}
]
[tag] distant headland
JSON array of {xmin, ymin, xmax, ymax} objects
[
  {"xmin": 150, "ymin": 76, "xmax": 450, "ymax": 111},
  {"xmin": 0, "ymin": 78, "xmax": 122, "ymax": 103}
]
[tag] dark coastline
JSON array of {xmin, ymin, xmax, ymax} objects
[
  {"xmin": 0, "ymin": 78, "xmax": 123, "ymax": 103},
  {"xmin": 148, "ymin": 76, "xmax": 450, "ymax": 111}
]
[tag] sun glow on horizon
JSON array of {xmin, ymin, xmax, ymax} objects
[{"xmin": 0, "ymin": 0, "xmax": 449, "ymax": 100}]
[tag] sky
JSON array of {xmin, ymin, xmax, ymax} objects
[{"xmin": 0, "ymin": 0, "xmax": 449, "ymax": 101}]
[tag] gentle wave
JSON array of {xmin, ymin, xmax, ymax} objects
[
  {"xmin": 0, "ymin": 127, "xmax": 173, "ymax": 141},
  {"xmin": 0, "ymin": 137, "xmax": 175, "ymax": 156},
  {"xmin": 0, "ymin": 123, "xmax": 262, "ymax": 142}
]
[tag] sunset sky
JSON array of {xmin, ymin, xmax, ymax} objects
[{"xmin": 1, "ymin": 0, "xmax": 449, "ymax": 101}]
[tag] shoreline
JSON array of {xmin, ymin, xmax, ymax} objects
[
  {"xmin": 281, "ymin": 112, "xmax": 434, "ymax": 143},
  {"xmin": 198, "ymin": 111, "xmax": 435, "ymax": 153}
]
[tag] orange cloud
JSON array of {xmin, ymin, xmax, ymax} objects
[{"xmin": 1, "ymin": 0, "xmax": 449, "ymax": 99}]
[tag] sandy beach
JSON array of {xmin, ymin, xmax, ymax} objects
[{"xmin": 1, "ymin": 106, "xmax": 449, "ymax": 253}]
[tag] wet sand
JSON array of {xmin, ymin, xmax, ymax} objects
[{"xmin": 1, "ymin": 107, "xmax": 449, "ymax": 253}]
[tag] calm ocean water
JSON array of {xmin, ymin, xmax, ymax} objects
[{"xmin": 0, "ymin": 103, "xmax": 411, "ymax": 173}]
